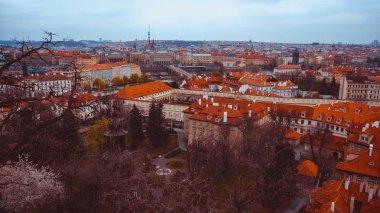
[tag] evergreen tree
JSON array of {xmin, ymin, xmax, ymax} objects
[
  {"xmin": 147, "ymin": 101, "xmax": 167, "ymax": 148},
  {"xmin": 127, "ymin": 105, "xmax": 143, "ymax": 150}
]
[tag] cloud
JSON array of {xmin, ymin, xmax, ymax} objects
[{"xmin": 0, "ymin": 0, "xmax": 379, "ymax": 43}]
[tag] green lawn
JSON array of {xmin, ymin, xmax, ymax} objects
[
  {"xmin": 165, "ymin": 160, "xmax": 187, "ymax": 170},
  {"xmin": 165, "ymin": 149, "xmax": 188, "ymax": 159},
  {"xmin": 148, "ymin": 134, "xmax": 178, "ymax": 158}
]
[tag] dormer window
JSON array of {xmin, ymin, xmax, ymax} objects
[
  {"xmin": 287, "ymin": 110, "xmax": 292, "ymax": 116},
  {"xmin": 317, "ymin": 114, "xmax": 323, "ymax": 120},
  {"xmin": 369, "ymin": 161, "xmax": 375, "ymax": 167},
  {"xmin": 327, "ymin": 116, "xmax": 332, "ymax": 122},
  {"xmin": 233, "ymin": 105, "xmax": 238, "ymax": 110},
  {"xmin": 215, "ymin": 117, "xmax": 222, "ymax": 122},
  {"xmin": 355, "ymin": 108, "xmax": 361, "ymax": 114},
  {"xmin": 346, "ymin": 120, "xmax": 351, "ymax": 126},
  {"xmin": 301, "ymin": 111, "xmax": 306, "ymax": 118},
  {"xmin": 336, "ymin": 118, "xmax": 342, "ymax": 124},
  {"xmin": 207, "ymin": 115, "xmax": 212, "ymax": 120}
]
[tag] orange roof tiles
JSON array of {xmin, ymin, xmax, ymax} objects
[
  {"xmin": 306, "ymin": 179, "xmax": 380, "ymax": 213},
  {"xmin": 285, "ymin": 130, "xmax": 303, "ymax": 140},
  {"xmin": 275, "ymin": 65, "xmax": 301, "ymax": 69},
  {"xmin": 185, "ymin": 97, "xmax": 268, "ymax": 126},
  {"xmin": 297, "ymin": 160, "xmax": 318, "ymax": 177},
  {"xmin": 336, "ymin": 149, "xmax": 380, "ymax": 178},
  {"xmin": 79, "ymin": 64, "xmax": 113, "ymax": 71},
  {"xmin": 26, "ymin": 74, "xmax": 70, "ymax": 81},
  {"xmin": 114, "ymin": 81, "xmax": 172, "ymax": 100},
  {"xmin": 109, "ymin": 61, "xmax": 129, "ymax": 67}
]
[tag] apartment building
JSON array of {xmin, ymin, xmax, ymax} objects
[
  {"xmin": 273, "ymin": 64, "xmax": 302, "ymax": 77},
  {"xmin": 0, "ymin": 73, "xmax": 72, "ymax": 97},
  {"xmin": 149, "ymin": 51, "xmax": 175, "ymax": 65},
  {"xmin": 183, "ymin": 97, "xmax": 269, "ymax": 145},
  {"xmin": 191, "ymin": 54, "xmax": 212, "ymax": 66},
  {"xmin": 339, "ymin": 76, "xmax": 380, "ymax": 100}
]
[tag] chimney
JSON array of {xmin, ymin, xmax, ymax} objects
[
  {"xmin": 211, "ymin": 97, "xmax": 214, "ymax": 102},
  {"xmin": 345, "ymin": 178, "xmax": 350, "ymax": 190},
  {"xmin": 369, "ymin": 144, "xmax": 373, "ymax": 157},
  {"xmin": 330, "ymin": 202, "xmax": 335, "ymax": 212},
  {"xmin": 206, "ymin": 104, "xmax": 208, "ymax": 108},
  {"xmin": 203, "ymin": 95, "xmax": 208, "ymax": 100},
  {"xmin": 198, "ymin": 98, "xmax": 202, "ymax": 106},
  {"xmin": 223, "ymin": 111, "xmax": 227, "ymax": 123},
  {"xmin": 368, "ymin": 188, "xmax": 374, "ymax": 202},
  {"xmin": 349, "ymin": 196, "xmax": 355, "ymax": 213},
  {"xmin": 248, "ymin": 110, "xmax": 252, "ymax": 118}
]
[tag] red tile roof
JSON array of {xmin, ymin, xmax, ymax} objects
[
  {"xmin": 114, "ymin": 81, "xmax": 172, "ymax": 100},
  {"xmin": 336, "ymin": 149, "xmax": 380, "ymax": 178},
  {"xmin": 297, "ymin": 160, "xmax": 318, "ymax": 177}
]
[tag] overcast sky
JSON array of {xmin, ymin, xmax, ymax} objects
[{"xmin": 0, "ymin": 0, "xmax": 379, "ymax": 43}]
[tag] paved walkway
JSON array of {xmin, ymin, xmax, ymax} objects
[{"xmin": 280, "ymin": 197, "xmax": 308, "ymax": 213}]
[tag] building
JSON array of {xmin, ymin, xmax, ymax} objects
[
  {"xmin": 237, "ymin": 73, "xmax": 299, "ymax": 97},
  {"xmin": 79, "ymin": 64, "xmax": 113, "ymax": 85},
  {"xmin": 114, "ymin": 81, "xmax": 173, "ymax": 101},
  {"xmin": 183, "ymin": 97, "xmax": 269, "ymax": 145},
  {"xmin": 0, "ymin": 73, "xmax": 72, "ymax": 98},
  {"xmin": 130, "ymin": 52, "xmax": 147, "ymax": 65},
  {"xmin": 114, "ymin": 81, "xmax": 189, "ymax": 122},
  {"xmin": 339, "ymin": 76, "xmax": 380, "ymax": 100},
  {"xmin": 149, "ymin": 51, "xmax": 174, "ymax": 65},
  {"xmin": 273, "ymin": 64, "xmax": 301, "ymax": 77},
  {"xmin": 335, "ymin": 147, "xmax": 380, "ymax": 202},
  {"xmin": 305, "ymin": 179, "xmax": 380, "ymax": 213},
  {"xmin": 109, "ymin": 62, "xmax": 142, "ymax": 78},
  {"xmin": 191, "ymin": 54, "xmax": 212, "ymax": 66},
  {"xmin": 76, "ymin": 55, "xmax": 99, "ymax": 66}
]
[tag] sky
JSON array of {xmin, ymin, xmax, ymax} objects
[{"xmin": 0, "ymin": 0, "xmax": 379, "ymax": 43}]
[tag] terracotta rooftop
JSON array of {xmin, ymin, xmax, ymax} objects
[
  {"xmin": 297, "ymin": 160, "xmax": 318, "ymax": 178},
  {"xmin": 336, "ymin": 149, "xmax": 380, "ymax": 178},
  {"xmin": 114, "ymin": 81, "xmax": 172, "ymax": 100}
]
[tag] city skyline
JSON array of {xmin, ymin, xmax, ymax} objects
[{"xmin": 0, "ymin": 0, "xmax": 379, "ymax": 44}]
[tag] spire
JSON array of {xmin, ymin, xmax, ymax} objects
[
  {"xmin": 148, "ymin": 25, "xmax": 151, "ymax": 45},
  {"xmin": 152, "ymin": 38, "xmax": 155, "ymax": 46},
  {"xmin": 133, "ymin": 42, "xmax": 136, "ymax": 50}
]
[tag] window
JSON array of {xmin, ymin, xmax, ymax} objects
[
  {"xmin": 347, "ymin": 174, "xmax": 353, "ymax": 181},
  {"xmin": 301, "ymin": 120, "xmax": 304, "ymax": 124},
  {"xmin": 317, "ymin": 114, "xmax": 323, "ymax": 120},
  {"xmin": 327, "ymin": 116, "xmax": 332, "ymax": 122},
  {"xmin": 369, "ymin": 178, "xmax": 376, "ymax": 188},
  {"xmin": 355, "ymin": 108, "xmax": 361, "ymax": 114},
  {"xmin": 357, "ymin": 175, "xmax": 363, "ymax": 183},
  {"xmin": 336, "ymin": 118, "xmax": 342, "ymax": 124},
  {"xmin": 301, "ymin": 111, "xmax": 306, "ymax": 118},
  {"xmin": 308, "ymin": 121, "xmax": 312, "ymax": 125}
]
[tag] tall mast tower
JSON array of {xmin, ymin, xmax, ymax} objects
[{"xmin": 148, "ymin": 25, "xmax": 151, "ymax": 45}]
